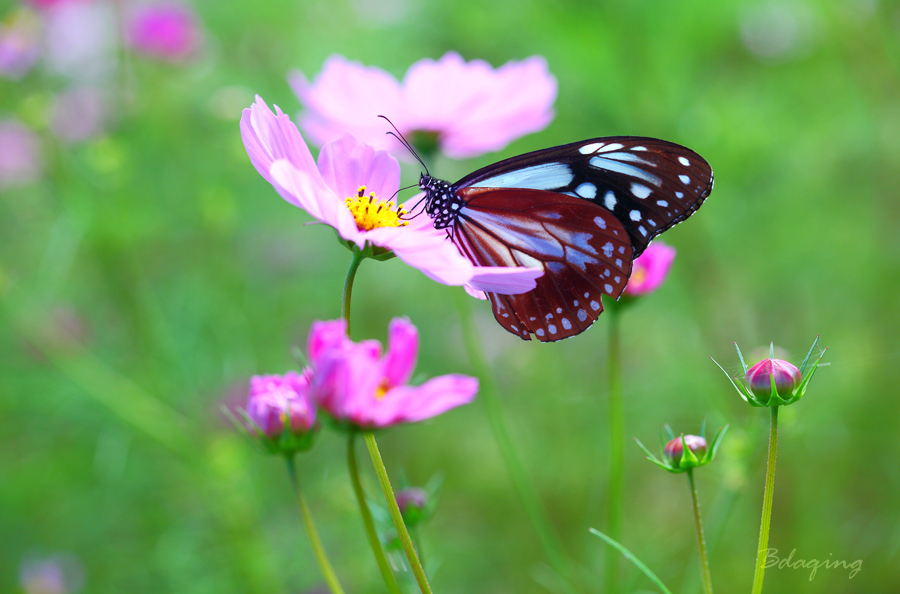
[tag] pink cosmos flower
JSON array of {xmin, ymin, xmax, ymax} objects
[
  {"xmin": 0, "ymin": 9, "xmax": 42, "ymax": 80},
  {"xmin": 50, "ymin": 86, "xmax": 107, "ymax": 142},
  {"xmin": 240, "ymin": 96, "xmax": 542, "ymax": 292},
  {"xmin": 308, "ymin": 318, "xmax": 477, "ymax": 429},
  {"xmin": 288, "ymin": 52, "xmax": 557, "ymax": 159},
  {"xmin": 0, "ymin": 120, "xmax": 41, "ymax": 190},
  {"xmin": 623, "ymin": 242, "xmax": 677, "ymax": 296},
  {"xmin": 124, "ymin": 2, "xmax": 201, "ymax": 62},
  {"xmin": 246, "ymin": 371, "xmax": 317, "ymax": 438}
]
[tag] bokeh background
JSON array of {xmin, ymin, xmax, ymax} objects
[{"xmin": 2, "ymin": 0, "xmax": 898, "ymax": 593}]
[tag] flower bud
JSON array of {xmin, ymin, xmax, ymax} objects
[
  {"xmin": 239, "ymin": 371, "xmax": 318, "ymax": 454},
  {"xmin": 664, "ymin": 434, "xmax": 707, "ymax": 466},
  {"xmin": 745, "ymin": 358, "xmax": 801, "ymax": 404},
  {"xmin": 395, "ymin": 487, "xmax": 430, "ymax": 527}
]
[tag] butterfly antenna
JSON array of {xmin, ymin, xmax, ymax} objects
[{"xmin": 378, "ymin": 115, "xmax": 430, "ymax": 176}]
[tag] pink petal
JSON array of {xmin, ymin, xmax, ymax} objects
[
  {"xmin": 288, "ymin": 55, "xmax": 405, "ymax": 152},
  {"xmin": 240, "ymin": 96, "xmax": 318, "ymax": 185},
  {"xmin": 374, "ymin": 374, "xmax": 478, "ymax": 426},
  {"xmin": 316, "ymin": 134, "xmax": 401, "ymax": 203},
  {"xmin": 307, "ymin": 319, "xmax": 349, "ymax": 363},
  {"xmin": 466, "ymin": 265, "xmax": 544, "ymax": 295},
  {"xmin": 382, "ymin": 317, "xmax": 418, "ymax": 387},
  {"xmin": 268, "ymin": 159, "xmax": 361, "ymax": 244},
  {"xmin": 623, "ymin": 242, "xmax": 676, "ymax": 296},
  {"xmin": 365, "ymin": 221, "xmax": 474, "ymax": 285}
]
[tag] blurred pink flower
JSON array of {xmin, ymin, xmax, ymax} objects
[
  {"xmin": 0, "ymin": 120, "xmax": 41, "ymax": 190},
  {"xmin": 42, "ymin": 0, "xmax": 118, "ymax": 82},
  {"xmin": 50, "ymin": 86, "xmax": 107, "ymax": 142},
  {"xmin": 240, "ymin": 96, "xmax": 542, "ymax": 292},
  {"xmin": 623, "ymin": 242, "xmax": 677, "ymax": 296},
  {"xmin": 124, "ymin": 2, "xmax": 201, "ymax": 61},
  {"xmin": 309, "ymin": 318, "xmax": 478, "ymax": 429},
  {"xmin": 20, "ymin": 554, "xmax": 84, "ymax": 594},
  {"xmin": 246, "ymin": 371, "xmax": 317, "ymax": 438},
  {"xmin": 0, "ymin": 8, "xmax": 42, "ymax": 79},
  {"xmin": 289, "ymin": 52, "xmax": 557, "ymax": 159}
]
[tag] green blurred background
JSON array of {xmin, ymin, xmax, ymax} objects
[{"xmin": 2, "ymin": 0, "xmax": 898, "ymax": 592}]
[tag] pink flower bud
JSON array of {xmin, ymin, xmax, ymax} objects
[
  {"xmin": 745, "ymin": 358, "xmax": 801, "ymax": 403},
  {"xmin": 395, "ymin": 487, "xmax": 429, "ymax": 526},
  {"xmin": 246, "ymin": 371, "xmax": 316, "ymax": 438},
  {"xmin": 664, "ymin": 434, "xmax": 707, "ymax": 465}
]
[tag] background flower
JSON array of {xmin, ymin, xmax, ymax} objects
[
  {"xmin": 246, "ymin": 371, "xmax": 317, "ymax": 438},
  {"xmin": 0, "ymin": 8, "xmax": 42, "ymax": 79},
  {"xmin": 0, "ymin": 120, "xmax": 41, "ymax": 189},
  {"xmin": 124, "ymin": 2, "xmax": 201, "ymax": 62},
  {"xmin": 623, "ymin": 242, "xmax": 677, "ymax": 296},
  {"xmin": 289, "ymin": 52, "xmax": 557, "ymax": 159},
  {"xmin": 309, "ymin": 317, "xmax": 478, "ymax": 429}
]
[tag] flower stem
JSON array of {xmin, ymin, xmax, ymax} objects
[
  {"xmin": 605, "ymin": 304, "xmax": 624, "ymax": 594},
  {"xmin": 687, "ymin": 469, "xmax": 714, "ymax": 594},
  {"xmin": 285, "ymin": 455, "xmax": 346, "ymax": 594},
  {"xmin": 347, "ymin": 433, "xmax": 402, "ymax": 594},
  {"xmin": 364, "ymin": 431, "xmax": 432, "ymax": 594},
  {"xmin": 341, "ymin": 248, "xmax": 365, "ymax": 335},
  {"xmin": 751, "ymin": 407, "xmax": 779, "ymax": 594},
  {"xmin": 453, "ymin": 292, "xmax": 580, "ymax": 594}
]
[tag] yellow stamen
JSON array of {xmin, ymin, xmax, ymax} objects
[
  {"xmin": 375, "ymin": 379, "xmax": 390, "ymax": 400},
  {"xmin": 344, "ymin": 185, "xmax": 409, "ymax": 231},
  {"xmin": 630, "ymin": 266, "xmax": 646, "ymax": 287}
]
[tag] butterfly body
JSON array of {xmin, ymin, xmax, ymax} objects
[{"xmin": 419, "ymin": 136, "xmax": 713, "ymax": 342}]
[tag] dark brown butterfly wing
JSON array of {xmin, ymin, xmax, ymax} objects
[{"xmin": 451, "ymin": 187, "xmax": 633, "ymax": 342}]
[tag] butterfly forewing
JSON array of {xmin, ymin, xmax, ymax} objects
[
  {"xmin": 451, "ymin": 188, "xmax": 633, "ymax": 341},
  {"xmin": 455, "ymin": 137, "xmax": 713, "ymax": 257}
]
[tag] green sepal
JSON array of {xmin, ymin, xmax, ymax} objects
[
  {"xmin": 634, "ymin": 438, "xmax": 678, "ymax": 472},
  {"xmin": 222, "ymin": 404, "xmax": 319, "ymax": 456}
]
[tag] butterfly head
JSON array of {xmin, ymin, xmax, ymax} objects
[{"xmin": 419, "ymin": 174, "xmax": 459, "ymax": 230}]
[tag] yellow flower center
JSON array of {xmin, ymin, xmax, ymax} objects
[
  {"xmin": 375, "ymin": 379, "xmax": 390, "ymax": 400},
  {"xmin": 630, "ymin": 265, "xmax": 646, "ymax": 287},
  {"xmin": 344, "ymin": 186, "xmax": 409, "ymax": 231}
]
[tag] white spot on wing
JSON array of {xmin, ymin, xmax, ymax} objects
[
  {"xmin": 562, "ymin": 318, "xmax": 572, "ymax": 330},
  {"xmin": 579, "ymin": 142, "xmax": 604, "ymax": 154},
  {"xmin": 605, "ymin": 283, "xmax": 613, "ymax": 293},
  {"xmin": 604, "ymin": 191, "xmax": 616, "ymax": 210},
  {"xmin": 590, "ymin": 300, "xmax": 600, "ymax": 311},
  {"xmin": 618, "ymin": 246, "xmax": 625, "ymax": 254},
  {"xmin": 471, "ymin": 163, "xmax": 573, "ymax": 190},
  {"xmin": 536, "ymin": 328, "xmax": 545, "ymax": 337},
  {"xmin": 633, "ymin": 146, "xmax": 647, "ymax": 151},
  {"xmin": 556, "ymin": 308, "xmax": 562, "ymax": 314},
  {"xmin": 629, "ymin": 210, "xmax": 641, "ymax": 221},
  {"xmin": 596, "ymin": 143, "xmax": 624, "ymax": 153},
  {"xmin": 593, "ymin": 216, "xmax": 607, "ymax": 229},
  {"xmin": 639, "ymin": 226, "xmax": 647, "ymax": 237},
  {"xmin": 602, "ymin": 242, "xmax": 614, "ymax": 257},
  {"xmin": 675, "ymin": 191, "xmax": 684, "ymax": 199},
  {"xmin": 548, "ymin": 324, "xmax": 557, "ymax": 334},
  {"xmin": 577, "ymin": 309, "xmax": 587, "ymax": 321},
  {"xmin": 657, "ymin": 199, "xmax": 669, "ymax": 207},
  {"xmin": 576, "ymin": 182, "xmax": 597, "ymax": 198},
  {"xmin": 591, "ymin": 156, "xmax": 661, "ymax": 186},
  {"xmin": 678, "ymin": 156, "xmax": 690, "ymax": 166},
  {"xmin": 631, "ymin": 183, "xmax": 651, "ymax": 199},
  {"xmin": 678, "ymin": 174, "xmax": 690, "ymax": 185}
]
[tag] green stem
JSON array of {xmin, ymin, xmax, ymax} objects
[
  {"xmin": 342, "ymin": 248, "xmax": 365, "ymax": 335},
  {"xmin": 347, "ymin": 433, "xmax": 403, "ymax": 594},
  {"xmin": 750, "ymin": 407, "xmax": 779, "ymax": 594},
  {"xmin": 365, "ymin": 432, "xmax": 432, "ymax": 594},
  {"xmin": 687, "ymin": 469, "xmax": 713, "ymax": 594},
  {"xmin": 605, "ymin": 305, "xmax": 624, "ymax": 594},
  {"xmin": 285, "ymin": 456, "xmax": 347, "ymax": 594},
  {"xmin": 453, "ymin": 292, "xmax": 579, "ymax": 594}
]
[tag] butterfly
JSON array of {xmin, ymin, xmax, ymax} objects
[{"xmin": 417, "ymin": 136, "xmax": 713, "ymax": 342}]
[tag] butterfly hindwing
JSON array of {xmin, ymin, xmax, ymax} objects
[
  {"xmin": 451, "ymin": 187, "xmax": 633, "ymax": 341},
  {"xmin": 455, "ymin": 136, "xmax": 713, "ymax": 257}
]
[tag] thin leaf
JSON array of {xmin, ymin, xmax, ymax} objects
[{"xmin": 588, "ymin": 529, "xmax": 674, "ymax": 594}]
